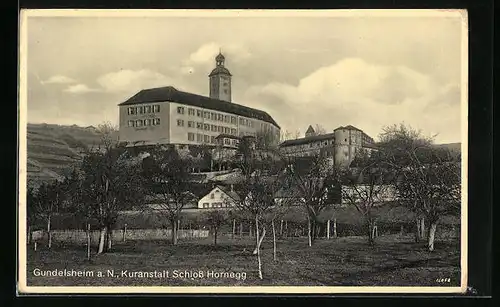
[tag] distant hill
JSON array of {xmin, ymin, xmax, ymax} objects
[
  {"xmin": 434, "ymin": 142, "xmax": 461, "ymax": 153},
  {"xmin": 26, "ymin": 123, "xmax": 118, "ymax": 187},
  {"xmin": 433, "ymin": 142, "xmax": 461, "ymax": 159}
]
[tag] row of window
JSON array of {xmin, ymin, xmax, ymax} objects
[
  {"xmin": 223, "ymin": 138, "xmax": 239, "ymax": 146},
  {"xmin": 187, "ymin": 133, "xmax": 240, "ymax": 146},
  {"xmin": 178, "ymin": 120, "xmax": 238, "ymax": 135},
  {"xmin": 188, "ymin": 132, "xmax": 216, "ymax": 144},
  {"xmin": 177, "ymin": 106, "xmax": 242, "ymax": 126},
  {"xmin": 202, "ymin": 202, "xmax": 231, "ymax": 208},
  {"xmin": 128, "ymin": 118, "xmax": 160, "ymax": 127},
  {"xmin": 239, "ymin": 117, "xmax": 254, "ymax": 128},
  {"xmin": 127, "ymin": 105, "xmax": 160, "ymax": 115}
]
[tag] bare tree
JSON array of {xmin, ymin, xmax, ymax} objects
[
  {"xmin": 26, "ymin": 183, "xmax": 40, "ymax": 245},
  {"xmin": 79, "ymin": 145, "xmax": 145, "ymax": 254},
  {"xmin": 263, "ymin": 193, "xmax": 293, "ymax": 261},
  {"xmin": 284, "ymin": 154, "xmax": 341, "ymax": 246},
  {"xmin": 203, "ymin": 210, "xmax": 228, "ymax": 246},
  {"xmin": 340, "ymin": 154, "xmax": 392, "ymax": 245},
  {"xmin": 142, "ymin": 145, "xmax": 197, "ymax": 245},
  {"xmin": 229, "ymin": 131, "xmax": 284, "ymax": 279},
  {"xmin": 32, "ymin": 180, "xmax": 65, "ymax": 249},
  {"xmin": 96, "ymin": 121, "xmax": 118, "ymax": 149},
  {"xmin": 379, "ymin": 124, "xmax": 460, "ymax": 251},
  {"xmin": 231, "ymin": 173, "xmax": 277, "ymax": 279},
  {"xmin": 314, "ymin": 124, "xmax": 327, "ymax": 136}
]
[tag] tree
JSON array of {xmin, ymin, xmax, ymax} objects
[
  {"xmin": 313, "ymin": 124, "xmax": 327, "ymax": 136},
  {"xmin": 33, "ymin": 180, "xmax": 65, "ymax": 249},
  {"xmin": 280, "ymin": 130, "xmax": 301, "ymax": 142},
  {"xmin": 263, "ymin": 194, "xmax": 293, "ymax": 261},
  {"xmin": 379, "ymin": 124, "xmax": 461, "ymax": 251},
  {"xmin": 142, "ymin": 145, "xmax": 197, "ymax": 245},
  {"xmin": 79, "ymin": 145, "xmax": 145, "ymax": 254},
  {"xmin": 284, "ymin": 154, "xmax": 341, "ymax": 246},
  {"xmin": 340, "ymin": 153, "xmax": 392, "ymax": 245},
  {"xmin": 229, "ymin": 131, "xmax": 284, "ymax": 279},
  {"xmin": 26, "ymin": 184, "xmax": 40, "ymax": 245},
  {"xmin": 203, "ymin": 210, "xmax": 228, "ymax": 246}
]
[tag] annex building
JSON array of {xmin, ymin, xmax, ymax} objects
[
  {"xmin": 279, "ymin": 125, "xmax": 377, "ymax": 167},
  {"xmin": 117, "ymin": 52, "xmax": 281, "ymax": 149}
]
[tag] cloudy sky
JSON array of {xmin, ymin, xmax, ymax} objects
[{"xmin": 24, "ymin": 10, "xmax": 466, "ymax": 143}]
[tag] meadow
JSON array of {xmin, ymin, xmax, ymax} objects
[{"xmin": 26, "ymin": 234, "xmax": 460, "ymax": 287}]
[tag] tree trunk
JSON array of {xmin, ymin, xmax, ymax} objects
[
  {"xmin": 326, "ymin": 220, "xmax": 330, "ymax": 239},
  {"xmin": 239, "ymin": 222, "xmax": 243, "ymax": 238},
  {"xmin": 106, "ymin": 228, "xmax": 112, "ymax": 251},
  {"xmin": 28, "ymin": 225, "xmax": 32, "ymax": 245},
  {"xmin": 428, "ymin": 222, "xmax": 438, "ymax": 252},
  {"xmin": 171, "ymin": 220, "xmax": 178, "ymax": 245},
  {"xmin": 285, "ymin": 220, "xmax": 288, "ymax": 237},
  {"xmin": 123, "ymin": 224, "xmax": 127, "ymax": 242},
  {"xmin": 420, "ymin": 217, "xmax": 426, "ymax": 240},
  {"xmin": 255, "ymin": 216, "xmax": 263, "ymax": 279},
  {"xmin": 272, "ymin": 219, "xmax": 277, "ymax": 261},
  {"xmin": 333, "ymin": 218, "xmax": 337, "ymax": 238},
  {"xmin": 47, "ymin": 215, "xmax": 52, "ymax": 249},
  {"xmin": 177, "ymin": 219, "xmax": 181, "ymax": 241},
  {"xmin": 232, "ymin": 219, "xmax": 236, "ymax": 239},
  {"xmin": 414, "ymin": 217, "xmax": 421, "ymax": 243},
  {"xmin": 253, "ymin": 225, "xmax": 266, "ymax": 254},
  {"xmin": 97, "ymin": 226, "xmax": 107, "ymax": 254},
  {"xmin": 280, "ymin": 220, "xmax": 283, "ymax": 237},
  {"xmin": 86, "ymin": 223, "xmax": 91, "ymax": 260},
  {"xmin": 307, "ymin": 218, "xmax": 312, "ymax": 247},
  {"xmin": 367, "ymin": 220, "xmax": 375, "ymax": 245},
  {"xmin": 214, "ymin": 227, "xmax": 218, "ymax": 246}
]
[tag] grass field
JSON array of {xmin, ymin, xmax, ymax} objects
[{"xmin": 26, "ymin": 234, "xmax": 460, "ymax": 287}]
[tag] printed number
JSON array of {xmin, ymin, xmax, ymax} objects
[{"xmin": 436, "ymin": 278, "xmax": 451, "ymax": 283}]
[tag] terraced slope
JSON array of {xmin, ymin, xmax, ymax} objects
[{"xmin": 26, "ymin": 123, "xmax": 117, "ymax": 187}]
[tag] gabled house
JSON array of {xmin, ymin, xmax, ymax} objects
[{"xmin": 197, "ymin": 185, "xmax": 240, "ymax": 209}]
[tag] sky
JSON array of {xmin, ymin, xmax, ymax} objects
[{"xmin": 23, "ymin": 10, "xmax": 467, "ymax": 143}]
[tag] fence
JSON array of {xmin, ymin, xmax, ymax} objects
[{"xmin": 31, "ymin": 228, "xmax": 209, "ymax": 244}]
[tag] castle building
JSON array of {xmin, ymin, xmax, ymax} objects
[
  {"xmin": 117, "ymin": 52, "xmax": 280, "ymax": 149},
  {"xmin": 279, "ymin": 125, "xmax": 377, "ymax": 167}
]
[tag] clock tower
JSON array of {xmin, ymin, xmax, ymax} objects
[{"xmin": 209, "ymin": 51, "xmax": 232, "ymax": 102}]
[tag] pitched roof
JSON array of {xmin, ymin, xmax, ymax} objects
[
  {"xmin": 279, "ymin": 132, "xmax": 336, "ymax": 147},
  {"xmin": 334, "ymin": 125, "xmax": 363, "ymax": 132},
  {"xmin": 118, "ymin": 86, "xmax": 279, "ymax": 128},
  {"xmin": 305, "ymin": 125, "xmax": 315, "ymax": 134},
  {"xmin": 215, "ymin": 185, "xmax": 241, "ymax": 201}
]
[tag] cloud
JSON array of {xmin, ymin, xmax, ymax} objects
[
  {"xmin": 96, "ymin": 69, "xmax": 173, "ymax": 94},
  {"xmin": 63, "ymin": 83, "xmax": 100, "ymax": 94},
  {"xmin": 183, "ymin": 42, "xmax": 252, "ymax": 68},
  {"xmin": 42, "ymin": 75, "xmax": 77, "ymax": 84},
  {"xmin": 243, "ymin": 57, "xmax": 461, "ymax": 143}
]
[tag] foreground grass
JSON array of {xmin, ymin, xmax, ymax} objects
[{"xmin": 26, "ymin": 235, "xmax": 460, "ymax": 287}]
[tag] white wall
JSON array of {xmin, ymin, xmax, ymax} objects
[{"xmin": 197, "ymin": 187, "xmax": 236, "ymax": 209}]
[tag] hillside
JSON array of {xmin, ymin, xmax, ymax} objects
[
  {"xmin": 26, "ymin": 123, "xmax": 117, "ymax": 187},
  {"xmin": 434, "ymin": 142, "xmax": 461, "ymax": 153}
]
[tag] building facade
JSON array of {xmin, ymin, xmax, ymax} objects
[
  {"xmin": 279, "ymin": 125, "xmax": 377, "ymax": 167},
  {"xmin": 197, "ymin": 185, "xmax": 239, "ymax": 209},
  {"xmin": 118, "ymin": 52, "xmax": 280, "ymax": 148}
]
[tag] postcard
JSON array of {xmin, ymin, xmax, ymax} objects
[{"xmin": 18, "ymin": 9, "xmax": 468, "ymax": 294}]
